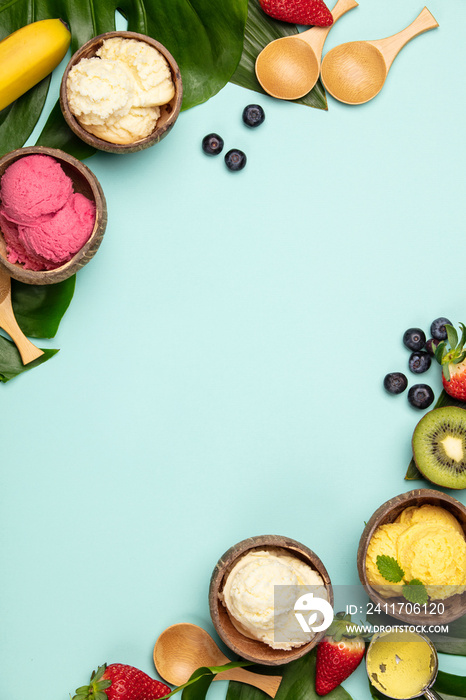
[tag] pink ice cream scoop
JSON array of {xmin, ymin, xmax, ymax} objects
[
  {"xmin": 0, "ymin": 154, "xmax": 73, "ymax": 224},
  {"xmin": 0, "ymin": 154, "xmax": 96, "ymax": 271},
  {"xmin": 18, "ymin": 193, "xmax": 96, "ymax": 269}
]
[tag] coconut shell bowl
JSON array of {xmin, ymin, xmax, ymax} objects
[
  {"xmin": 60, "ymin": 31, "xmax": 183, "ymax": 155},
  {"xmin": 209, "ymin": 534, "xmax": 333, "ymax": 666},
  {"xmin": 357, "ymin": 489, "xmax": 466, "ymax": 625},
  {"xmin": 0, "ymin": 146, "xmax": 107, "ymax": 285}
]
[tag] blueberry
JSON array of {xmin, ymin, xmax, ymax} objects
[
  {"xmin": 425, "ymin": 338, "xmax": 439, "ymax": 357},
  {"xmin": 242, "ymin": 104, "xmax": 265, "ymax": 128},
  {"xmin": 202, "ymin": 133, "xmax": 224, "ymax": 156},
  {"xmin": 430, "ymin": 317, "xmax": 452, "ymax": 341},
  {"xmin": 408, "ymin": 351, "xmax": 431, "ymax": 374},
  {"xmin": 225, "ymin": 149, "xmax": 247, "ymax": 171},
  {"xmin": 408, "ymin": 384, "xmax": 434, "ymax": 409},
  {"xmin": 403, "ymin": 328, "xmax": 426, "ymax": 351},
  {"xmin": 384, "ymin": 372, "xmax": 408, "ymax": 395}
]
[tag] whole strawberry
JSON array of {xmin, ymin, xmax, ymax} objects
[
  {"xmin": 259, "ymin": 0, "xmax": 333, "ymax": 27},
  {"xmin": 315, "ymin": 614, "xmax": 366, "ymax": 695},
  {"xmin": 72, "ymin": 663, "xmax": 171, "ymax": 700},
  {"xmin": 435, "ymin": 323, "xmax": 466, "ymax": 400}
]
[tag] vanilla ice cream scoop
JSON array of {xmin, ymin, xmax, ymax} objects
[
  {"xmin": 97, "ymin": 37, "xmax": 175, "ymax": 107},
  {"xmin": 67, "ymin": 57, "xmax": 136, "ymax": 125},
  {"xmin": 220, "ymin": 548, "xmax": 327, "ymax": 650},
  {"xmin": 66, "ymin": 36, "xmax": 175, "ymax": 145}
]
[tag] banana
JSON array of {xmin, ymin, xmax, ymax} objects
[{"xmin": 0, "ymin": 19, "xmax": 71, "ymax": 112}]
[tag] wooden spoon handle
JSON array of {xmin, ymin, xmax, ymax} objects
[
  {"xmin": 300, "ymin": 0, "xmax": 359, "ymax": 59},
  {"xmin": 329, "ymin": 0, "xmax": 359, "ymax": 23},
  {"xmin": 371, "ymin": 7, "xmax": 439, "ymax": 68},
  {"xmin": 214, "ymin": 667, "xmax": 282, "ymax": 698},
  {"xmin": 0, "ymin": 267, "xmax": 44, "ymax": 365}
]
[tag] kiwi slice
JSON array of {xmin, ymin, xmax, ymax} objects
[{"xmin": 412, "ymin": 406, "xmax": 466, "ymax": 489}]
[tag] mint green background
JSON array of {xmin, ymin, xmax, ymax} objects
[{"xmin": 1, "ymin": 0, "xmax": 466, "ymax": 697}]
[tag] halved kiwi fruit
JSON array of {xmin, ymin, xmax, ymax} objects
[{"xmin": 412, "ymin": 406, "xmax": 466, "ymax": 489}]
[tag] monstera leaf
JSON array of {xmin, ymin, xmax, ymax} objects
[{"xmin": 0, "ymin": 0, "xmax": 249, "ymax": 156}]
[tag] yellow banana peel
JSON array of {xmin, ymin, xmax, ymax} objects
[{"xmin": 0, "ymin": 18, "xmax": 71, "ymax": 112}]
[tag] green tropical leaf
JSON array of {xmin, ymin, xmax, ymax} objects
[
  {"xmin": 180, "ymin": 667, "xmax": 214, "ymax": 699},
  {"xmin": 0, "ymin": 3, "xmax": 53, "ymax": 156},
  {"xmin": 226, "ymin": 650, "xmax": 353, "ymax": 700},
  {"xmin": 36, "ymin": 102, "xmax": 96, "ymax": 160},
  {"xmin": 11, "ymin": 276, "xmax": 75, "ymax": 339},
  {"xmin": 226, "ymin": 682, "xmax": 267, "ymax": 700},
  {"xmin": 0, "ymin": 76, "xmax": 52, "ymax": 156},
  {"xmin": 430, "ymin": 616, "xmax": 466, "ymax": 656},
  {"xmin": 434, "ymin": 671, "xmax": 466, "ymax": 699},
  {"xmin": 159, "ymin": 662, "xmax": 252, "ymax": 699},
  {"xmin": 0, "ymin": 0, "xmax": 250, "ymax": 156},
  {"xmin": 0, "ymin": 335, "xmax": 58, "ymax": 382},
  {"xmin": 231, "ymin": 0, "xmax": 327, "ymax": 110}
]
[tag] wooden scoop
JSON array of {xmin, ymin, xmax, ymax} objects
[
  {"xmin": 0, "ymin": 266, "xmax": 43, "ymax": 364},
  {"xmin": 153, "ymin": 623, "xmax": 282, "ymax": 698},
  {"xmin": 255, "ymin": 0, "xmax": 358, "ymax": 100},
  {"xmin": 320, "ymin": 6, "xmax": 438, "ymax": 104}
]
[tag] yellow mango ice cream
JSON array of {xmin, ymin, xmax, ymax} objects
[
  {"xmin": 219, "ymin": 548, "xmax": 327, "ymax": 650},
  {"xmin": 365, "ymin": 505, "xmax": 466, "ymax": 600},
  {"xmin": 366, "ymin": 630, "xmax": 436, "ymax": 699}
]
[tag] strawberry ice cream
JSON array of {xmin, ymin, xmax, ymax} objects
[{"xmin": 0, "ymin": 154, "xmax": 96, "ymax": 271}]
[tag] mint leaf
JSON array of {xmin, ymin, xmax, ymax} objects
[
  {"xmin": 376, "ymin": 555, "xmax": 405, "ymax": 583},
  {"xmin": 403, "ymin": 579, "xmax": 429, "ymax": 605}
]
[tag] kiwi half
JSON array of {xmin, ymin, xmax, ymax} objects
[{"xmin": 412, "ymin": 406, "xmax": 466, "ymax": 489}]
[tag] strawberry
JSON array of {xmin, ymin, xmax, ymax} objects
[
  {"xmin": 315, "ymin": 613, "xmax": 366, "ymax": 695},
  {"xmin": 72, "ymin": 663, "xmax": 171, "ymax": 700},
  {"xmin": 435, "ymin": 323, "xmax": 466, "ymax": 400},
  {"xmin": 259, "ymin": 0, "xmax": 333, "ymax": 27}
]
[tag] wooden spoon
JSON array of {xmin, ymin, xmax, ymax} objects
[
  {"xmin": 153, "ymin": 623, "xmax": 282, "ymax": 698},
  {"xmin": 0, "ymin": 266, "xmax": 43, "ymax": 364},
  {"xmin": 320, "ymin": 6, "xmax": 438, "ymax": 105},
  {"xmin": 255, "ymin": 0, "xmax": 359, "ymax": 100}
]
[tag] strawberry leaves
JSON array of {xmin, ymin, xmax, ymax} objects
[
  {"xmin": 376, "ymin": 555, "xmax": 428, "ymax": 604},
  {"xmin": 72, "ymin": 665, "xmax": 112, "ymax": 700},
  {"xmin": 435, "ymin": 323, "xmax": 466, "ymax": 381}
]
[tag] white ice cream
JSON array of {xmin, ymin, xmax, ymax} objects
[
  {"xmin": 220, "ymin": 548, "xmax": 328, "ymax": 650},
  {"xmin": 66, "ymin": 37, "xmax": 175, "ymax": 145}
]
